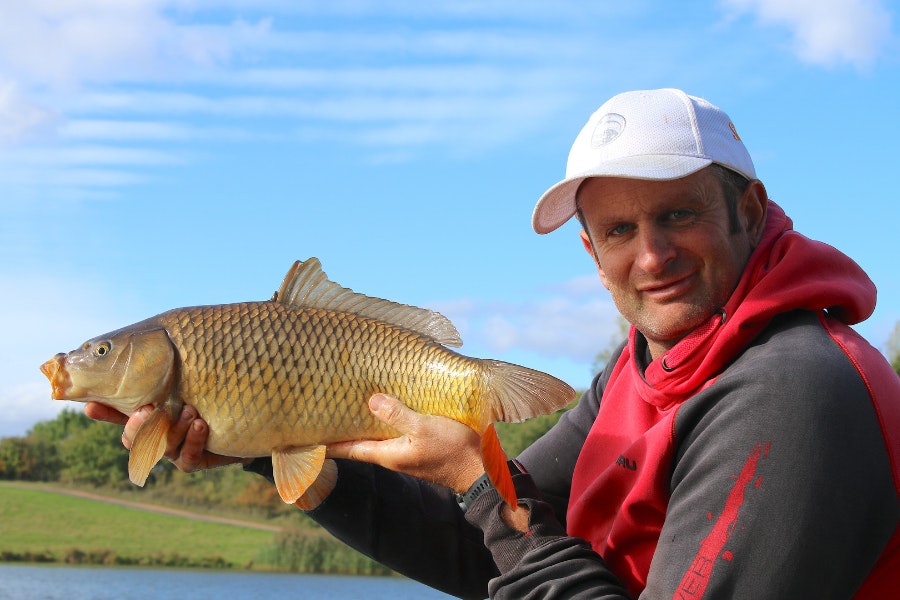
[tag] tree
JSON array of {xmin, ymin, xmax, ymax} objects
[
  {"xmin": 28, "ymin": 409, "xmax": 93, "ymax": 444},
  {"xmin": 886, "ymin": 321, "xmax": 900, "ymax": 377},
  {"xmin": 0, "ymin": 436, "xmax": 61, "ymax": 481},
  {"xmin": 0, "ymin": 437, "xmax": 25, "ymax": 479},
  {"xmin": 59, "ymin": 420, "xmax": 129, "ymax": 487},
  {"xmin": 496, "ymin": 399, "xmax": 579, "ymax": 457}
]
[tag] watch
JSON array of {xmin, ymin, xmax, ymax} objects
[{"xmin": 455, "ymin": 459, "xmax": 527, "ymax": 513}]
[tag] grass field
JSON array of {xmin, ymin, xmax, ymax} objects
[{"xmin": 0, "ymin": 482, "xmax": 277, "ymax": 568}]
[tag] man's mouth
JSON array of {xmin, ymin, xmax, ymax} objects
[{"xmin": 639, "ymin": 274, "xmax": 694, "ymax": 301}]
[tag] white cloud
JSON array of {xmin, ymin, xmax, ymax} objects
[
  {"xmin": 1, "ymin": 382, "xmax": 76, "ymax": 439},
  {"xmin": 6, "ymin": 0, "xmax": 892, "ymax": 204},
  {"xmin": 0, "ymin": 2, "xmax": 169, "ymax": 88},
  {"xmin": 0, "ymin": 80, "xmax": 60, "ymax": 145},
  {"xmin": 433, "ymin": 275, "xmax": 621, "ymax": 364},
  {"xmin": 720, "ymin": 0, "xmax": 893, "ymax": 68},
  {"xmin": 0, "ymin": 2, "xmax": 597, "ymax": 201}
]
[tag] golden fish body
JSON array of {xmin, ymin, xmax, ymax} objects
[
  {"xmin": 41, "ymin": 258, "xmax": 575, "ymax": 507},
  {"xmin": 157, "ymin": 302, "xmax": 489, "ymax": 455}
]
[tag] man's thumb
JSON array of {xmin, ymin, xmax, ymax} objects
[{"xmin": 369, "ymin": 394, "xmax": 409, "ymax": 429}]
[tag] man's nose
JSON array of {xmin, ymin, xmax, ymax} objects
[{"xmin": 635, "ymin": 226, "xmax": 676, "ymax": 273}]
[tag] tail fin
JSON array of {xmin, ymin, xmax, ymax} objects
[
  {"xmin": 480, "ymin": 423, "xmax": 517, "ymax": 507},
  {"xmin": 483, "ymin": 360, "xmax": 575, "ymax": 423}
]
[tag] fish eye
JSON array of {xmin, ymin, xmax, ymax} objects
[{"xmin": 94, "ymin": 342, "xmax": 112, "ymax": 357}]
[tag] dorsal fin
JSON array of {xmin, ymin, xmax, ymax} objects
[{"xmin": 273, "ymin": 258, "xmax": 462, "ymax": 348}]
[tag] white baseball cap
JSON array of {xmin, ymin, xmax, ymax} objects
[{"xmin": 532, "ymin": 88, "xmax": 756, "ymax": 234}]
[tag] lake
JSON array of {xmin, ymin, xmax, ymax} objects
[{"xmin": 0, "ymin": 564, "xmax": 457, "ymax": 599}]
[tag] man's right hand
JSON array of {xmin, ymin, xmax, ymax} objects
[{"xmin": 84, "ymin": 401, "xmax": 249, "ymax": 473}]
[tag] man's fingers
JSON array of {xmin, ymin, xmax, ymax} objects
[
  {"xmin": 167, "ymin": 415, "xmax": 247, "ymax": 471},
  {"xmin": 327, "ymin": 393, "xmax": 485, "ymax": 491},
  {"xmin": 327, "ymin": 438, "xmax": 387, "ymax": 463},
  {"xmin": 369, "ymin": 393, "xmax": 418, "ymax": 433},
  {"xmin": 324, "ymin": 394, "xmax": 417, "ymax": 463},
  {"xmin": 173, "ymin": 418, "xmax": 209, "ymax": 472},
  {"xmin": 166, "ymin": 406, "xmax": 199, "ymax": 460},
  {"xmin": 88, "ymin": 401, "xmax": 247, "ymax": 473},
  {"xmin": 326, "ymin": 394, "xmax": 435, "ymax": 468},
  {"xmin": 121, "ymin": 405, "xmax": 154, "ymax": 450},
  {"xmin": 84, "ymin": 402, "xmax": 128, "ymax": 426}
]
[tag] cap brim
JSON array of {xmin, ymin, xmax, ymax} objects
[
  {"xmin": 532, "ymin": 178, "xmax": 585, "ymax": 234},
  {"xmin": 531, "ymin": 155, "xmax": 713, "ymax": 234}
]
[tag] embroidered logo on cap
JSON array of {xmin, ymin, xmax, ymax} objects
[{"xmin": 591, "ymin": 113, "xmax": 626, "ymax": 147}]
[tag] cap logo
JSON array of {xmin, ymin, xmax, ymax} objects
[
  {"xmin": 591, "ymin": 113, "xmax": 626, "ymax": 147},
  {"xmin": 728, "ymin": 121, "xmax": 741, "ymax": 141}
]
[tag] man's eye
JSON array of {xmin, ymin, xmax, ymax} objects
[
  {"xmin": 607, "ymin": 224, "xmax": 632, "ymax": 237},
  {"xmin": 667, "ymin": 209, "xmax": 694, "ymax": 221}
]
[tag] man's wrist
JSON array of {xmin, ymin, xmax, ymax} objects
[
  {"xmin": 456, "ymin": 472, "xmax": 492, "ymax": 513},
  {"xmin": 455, "ymin": 460, "xmax": 528, "ymax": 513}
]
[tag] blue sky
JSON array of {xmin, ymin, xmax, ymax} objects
[{"xmin": 2, "ymin": 0, "xmax": 898, "ymax": 438}]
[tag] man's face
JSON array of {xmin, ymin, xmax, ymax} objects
[{"xmin": 579, "ymin": 167, "xmax": 763, "ymax": 358}]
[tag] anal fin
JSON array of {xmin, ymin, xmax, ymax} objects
[
  {"xmin": 480, "ymin": 423, "xmax": 517, "ymax": 507},
  {"xmin": 128, "ymin": 407, "xmax": 171, "ymax": 487},
  {"xmin": 272, "ymin": 445, "xmax": 327, "ymax": 504},
  {"xmin": 294, "ymin": 459, "xmax": 338, "ymax": 511}
]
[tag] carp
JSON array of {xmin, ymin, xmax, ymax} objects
[{"xmin": 41, "ymin": 258, "xmax": 575, "ymax": 508}]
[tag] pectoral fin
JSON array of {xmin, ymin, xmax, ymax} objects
[
  {"xmin": 272, "ymin": 445, "xmax": 327, "ymax": 504},
  {"xmin": 128, "ymin": 407, "xmax": 171, "ymax": 487},
  {"xmin": 480, "ymin": 423, "xmax": 517, "ymax": 508}
]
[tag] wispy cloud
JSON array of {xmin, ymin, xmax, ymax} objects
[
  {"xmin": 0, "ymin": 80, "xmax": 60, "ymax": 144},
  {"xmin": 720, "ymin": 0, "xmax": 894, "ymax": 68},
  {"xmin": 0, "ymin": 1, "xmax": 603, "ymax": 201},
  {"xmin": 433, "ymin": 275, "xmax": 621, "ymax": 364},
  {"xmin": 8, "ymin": 0, "xmax": 892, "ymax": 202}
]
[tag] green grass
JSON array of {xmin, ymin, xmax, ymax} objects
[{"xmin": 0, "ymin": 482, "xmax": 276, "ymax": 568}]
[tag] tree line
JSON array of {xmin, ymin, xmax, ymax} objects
[{"xmin": 0, "ymin": 403, "xmax": 576, "ymax": 517}]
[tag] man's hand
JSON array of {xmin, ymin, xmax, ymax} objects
[
  {"xmin": 327, "ymin": 394, "xmax": 487, "ymax": 494},
  {"xmin": 84, "ymin": 401, "xmax": 248, "ymax": 472}
]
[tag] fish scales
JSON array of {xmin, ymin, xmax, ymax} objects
[
  {"xmin": 41, "ymin": 258, "xmax": 575, "ymax": 507},
  {"xmin": 158, "ymin": 302, "xmax": 485, "ymax": 457}
]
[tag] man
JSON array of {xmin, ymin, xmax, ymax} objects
[{"xmin": 88, "ymin": 88, "xmax": 900, "ymax": 598}]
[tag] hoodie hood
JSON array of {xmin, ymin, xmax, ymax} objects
[{"xmin": 634, "ymin": 201, "xmax": 876, "ymax": 408}]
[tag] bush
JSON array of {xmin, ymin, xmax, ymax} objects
[{"xmin": 258, "ymin": 530, "xmax": 392, "ymax": 576}]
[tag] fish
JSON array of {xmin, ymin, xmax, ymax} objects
[{"xmin": 40, "ymin": 258, "xmax": 575, "ymax": 509}]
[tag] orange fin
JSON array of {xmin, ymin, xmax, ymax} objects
[
  {"xmin": 128, "ymin": 407, "xmax": 171, "ymax": 487},
  {"xmin": 482, "ymin": 360, "xmax": 575, "ymax": 423},
  {"xmin": 294, "ymin": 459, "xmax": 338, "ymax": 511},
  {"xmin": 481, "ymin": 423, "xmax": 517, "ymax": 507},
  {"xmin": 272, "ymin": 445, "xmax": 326, "ymax": 504}
]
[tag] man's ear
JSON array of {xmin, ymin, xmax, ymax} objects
[
  {"xmin": 740, "ymin": 180, "xmax": 769, "ymax": 246},
  {"xmin": 579, "ymin": 228, "xmax": 594, "ymax": 255},
  {"xmin": 580, "ymin": 229, "xmax": 610, "ymax": 290}
]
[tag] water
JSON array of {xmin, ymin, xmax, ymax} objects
[{"xmin": 0, "ymin": 564, "xmax": 456, "ymax": 600}]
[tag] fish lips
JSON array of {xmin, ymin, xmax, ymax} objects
[{"xmin": 40, "ymin": 353, "xmax": 73, "ymax": 400}]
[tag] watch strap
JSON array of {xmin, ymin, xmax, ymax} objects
[
  {"xmin": 456, "ymin": 472, "xmax": 493, "ymax": 513},
  {"xmin": 456, "ymin": 460, "xmax": 527, "ymax": 513}
]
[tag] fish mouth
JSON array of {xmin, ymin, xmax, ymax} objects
[{"xmin": 40, "ymin": 354, "xmax": 71, "ymax": 400}]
